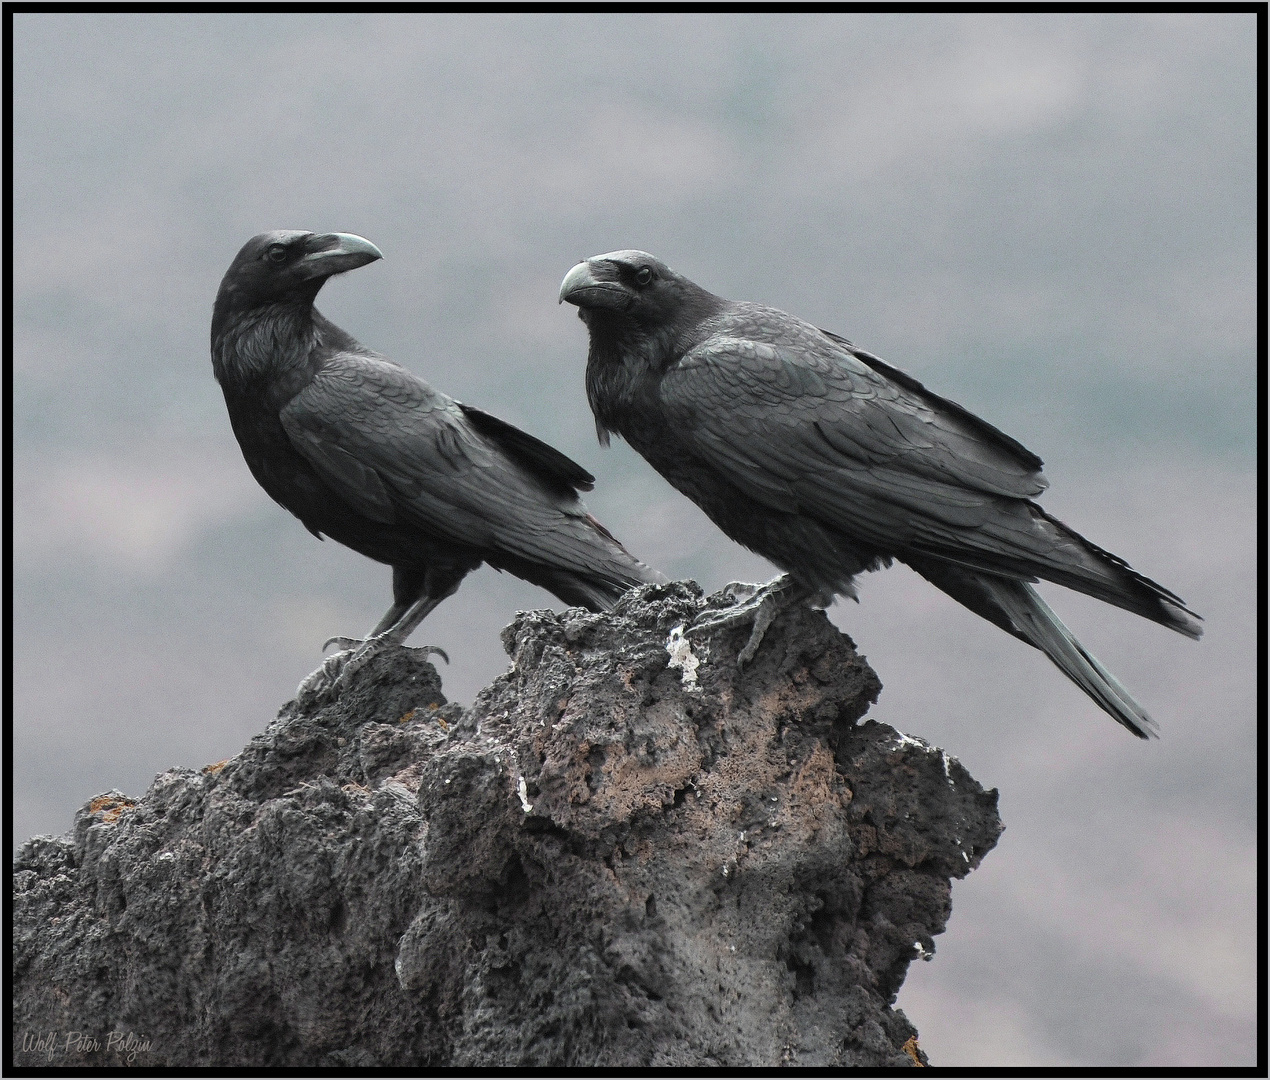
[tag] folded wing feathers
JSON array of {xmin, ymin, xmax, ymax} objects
[
  {"xmin": 284, "ymin": 354, "xmax": 650, "ymax": 587},
  {"xmin": 664, "ymin": 328, "xmax": 1201, "ymax": 634}
]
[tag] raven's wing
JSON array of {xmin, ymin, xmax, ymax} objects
[
  {"xmin": 278, "ymin": 354, "xmax": 630, "ymax": 579},
  {"xmin": 662, "ymin": 311, "xmax": 1046, "ymax": 547},
  {"xmin": 456, "ymin": 403, "xmax": 595, "ymax": 495},
  {"xmin": 818, "ymin": 328, "xmax": 1044, "ymax": 475},
  {"xmin": 658, "ymin": 307, "xmax": 1186, "ymax": 614}
]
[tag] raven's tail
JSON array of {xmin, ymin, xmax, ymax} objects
[{"xmin": 907, "ymin": 558, "xmax": 1159, "ymax": 738}]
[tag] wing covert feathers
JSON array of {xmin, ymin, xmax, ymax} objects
[{"xmin": 281, "ymin": 352, "xmax": 658, "ymax": 598}]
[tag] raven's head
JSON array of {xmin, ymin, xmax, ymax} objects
[
  {"xmin": 560, "ymin": 250, "xmax": 727, "ymax": 444},
  {"xmin": 559, "ymin": 250, "xmax": 722, "ymax": 334},
  {"xmin": 215, "ymin": 231, "xmax": 383, "ymax": 314}
]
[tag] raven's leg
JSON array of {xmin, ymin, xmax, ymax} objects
[
  {"xmin": 296, "ymin": 601, "xmax": 450, "ymax": 707},
  {"xmin": 322, "ymin": 599, "xmax": 410, "ymax": 653},
  {"xmin": 335, "ymin": 590, "xmax": 455, "ymax": 682},
  {"xmin": 687, "ymin": 574, "xmax": 814, "ymax": 665},
  {"xmin": 296, "ymin": 567, "xmax": 459, "ymax": 706},
  {"xmin": 320, "ymin": 565, "xmax": 432, "ymax": 654}
]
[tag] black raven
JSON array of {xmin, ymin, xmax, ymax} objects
[
  {"xmin": 560, "ymin": 250, "xmax": 1201, "ymax": 738},
  {"xmin": 212, "ymin": 231, "xmax": 664, "ymax": 701}
]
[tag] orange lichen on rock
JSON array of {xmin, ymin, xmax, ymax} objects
[
  {"xmin": 901, "ymin": 1035, "xmax": 925, "ymax": 1066},
  {"xmin": 88, "ymin": 795, "xmax": 135, "ymax": 825}
]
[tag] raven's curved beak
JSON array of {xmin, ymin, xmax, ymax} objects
[
  {"xmin": 298, "ymin": 233, "xmax": 384, "ymax": 280},
  {"xmin": 559, "ymin": 260, "xmax": 631, "ymax": 310}
]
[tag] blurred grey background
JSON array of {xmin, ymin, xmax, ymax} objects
[{"xmin": 12, "ymin": 12, "xmax": 1255, "ymax": 1068}]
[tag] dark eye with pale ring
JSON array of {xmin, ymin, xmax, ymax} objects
[
  {"xmin": 266, "ymin": 245, "xmax": 288, "ymax": 264},
  {"xmin": 635, "ymin": 266, "xmax": 653, "ymax": 285}
]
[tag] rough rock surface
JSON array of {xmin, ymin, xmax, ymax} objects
[{"xmin": 12, "ymin": 582, "xmax": 1002, "ymax": 1068}]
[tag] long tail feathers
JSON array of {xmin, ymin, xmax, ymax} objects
[
  {"xmin": 907, "ymin": 557, "xmax": 1160, "ymax": 737},
  {"xmin": 987, "ymin": 578, "xmax": 1158, "ymax": 738},
  {"xmin": 536, "ymin": 567, "xmax": 655, "ymax": 612}
]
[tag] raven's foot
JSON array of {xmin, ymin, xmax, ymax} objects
[
  {"xmin": 295, "ymin": 637, "xmax": 449, "ymax": 708},
  {"xmin": 687, "ymin": 575, "xmax": 808, "ymax": 665},
  {"xmin": 295, "ymin": 649, "xmax": 351, "ymax": 709},
  {"xmin": 336, "ymin": 636, "xmax": 449, "ymax": 688}
]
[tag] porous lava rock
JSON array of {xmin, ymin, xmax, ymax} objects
[{"xmin": 12, "ymin": 582, "xmax": 1002, "ymax": 1068}]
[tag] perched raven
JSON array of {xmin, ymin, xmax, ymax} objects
[
  {"xmin": 212, "ymin": 231, "xmax": 664, "ymax": 700},
  {"xmin": 561, "ymin": 250, "xmax": 1201, "ymax": 738}
]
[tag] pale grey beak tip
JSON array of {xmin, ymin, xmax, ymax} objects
[
  {"xmin": 331, "ymin": 233, "xmax": 384, "ymax": 262},
  {"xmin": 559, "ymin": 260, "xmax": 595, "ymax": 305}
]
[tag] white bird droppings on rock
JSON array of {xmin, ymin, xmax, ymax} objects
[
  {"xmin": 891, "ymin": 730, "xmax": 928, "ymax": 752},
  {"xmin": 666, "ymin": 624, "xmax": 701, "ymax": 688}
]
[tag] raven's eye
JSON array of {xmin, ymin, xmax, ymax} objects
[
  {"xmin": 635, "ymin": 266, "xmax": 653, "ymax": 286},
  {"xmin": 266, "ymin": 244, "xmax": 288, "ymax": 264}
]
